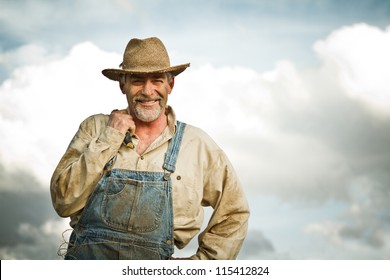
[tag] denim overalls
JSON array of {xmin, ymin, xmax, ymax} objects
[{"xmin": 65, "ymin": 121, "xmax": 186, "ymax": 260}]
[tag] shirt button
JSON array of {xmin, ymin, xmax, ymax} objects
[
  {"xmin": 166, "ymin": 240, "xmax": 172, "ymax": 245},
  {"xmin": 176, "ymin": 175, "xmax": 181, "ymax": 180},
  {"xmin": 140, "ymin": 156, "xmax": 144, "ymax": 160}
]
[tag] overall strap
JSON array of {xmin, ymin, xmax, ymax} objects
[{"xmin": 163, "ymin": 121, "xmax": 186, "ymax": 173}]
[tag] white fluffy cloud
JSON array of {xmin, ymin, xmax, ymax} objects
[
  {"xmin": 314, "ymin": 24, "xmax": 390, "ymax": 108},
  {"xmin": 0, "ymin": 42, "xmax": 124, "ymax": 186},
  {"xmin": 174, "ymin": 23, "xmax": 390, "ymax": 257}
]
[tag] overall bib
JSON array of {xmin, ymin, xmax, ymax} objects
[{"xmin": 65, "ymin": 121, "xmax": 186, "ymax": 260}]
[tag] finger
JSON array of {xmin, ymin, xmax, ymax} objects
[
  {"xmin": 128, "ymin": 122, "xmax": 136, "ymax": 135},
  {"xmin": 116, "ymin": 109, "xmax": 129, "ymax": 114},
  {"xmin": 111, "ymin": 109, "xmax": 128, "ymax": 115}
]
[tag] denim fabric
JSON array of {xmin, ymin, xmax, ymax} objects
[{"xmin": 65, "ymin": 122, "xmax": 186, "ymax": 260}]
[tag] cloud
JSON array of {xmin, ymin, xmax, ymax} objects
[
  {"xmin": 3, "ymin": 0, "xmax": 389, "ymax": 79},
  {"xmin": 1, "ymin": 23, "xmax": 390, "ymax": 259},
  {"xmin": 0, "ymin": 42, "xmax": 124, "ymax": 259},
  {"xmin": 0, "ymin": 219, "xmax": 68, "ymax": 259},
  {"xmin": 173, "ymin": 23, "xmax": 390, "ymax": 258},
  {"xmin": 314, "ymin": 24, "xmax": 390, "ymax": 108},
  {"xmin": 173, "ymin": 28, "xmax": 390, "ymax": 203},
  {"xmin": 0, "ymin": 41, "xmax": 123, "ymax": 187},
  {"xmin": 0, "ymin": 43, "xmax": 62, "ymax": 81},
  {"xmin": 305, "ymin": 175, "xmax": 390, "ymax": 252},
  {"xmin": 238, "ymin": 230, "xmax": 275, "ymax": 259},
  {"xmin": 0, "ymin": 186, "xmax": 68, "ymax": 259},
  {"xmin": 0, "ymin": 162, "xmax": 43, "ymax": 193}
]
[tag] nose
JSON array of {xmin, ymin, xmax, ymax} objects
[{"xmin": 142, "ymin": 79, "xmax": 154, "ymax": 96}]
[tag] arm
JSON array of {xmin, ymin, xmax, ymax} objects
[
  {"xmin": 191, "ymin": 151, "xmax": 250, "ymax": 260},
  {"xmin": 50, "ymin": 114, "xmax": 125, "ymax": 217}
]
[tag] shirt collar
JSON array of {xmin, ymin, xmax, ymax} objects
[{"xmin": 165, "ymin": 105, "xmax": 177, "ymax": 136}]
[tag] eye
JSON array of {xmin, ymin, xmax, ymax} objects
[{"xmin": 130, "ymin": 79, "xmax": 144, "ymax": 85}]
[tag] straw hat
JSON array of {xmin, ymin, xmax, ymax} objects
[{"xmin": 102, "ymin": 37, "xmax": 190, "ymax": 81}]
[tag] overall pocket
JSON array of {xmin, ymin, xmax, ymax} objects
[{"xmin": 101, "ymin": 177, "xmax": 166, "ymax": 232}]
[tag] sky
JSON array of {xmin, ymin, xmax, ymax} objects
[{"xmin": 0, "ymin": 0, "xmax": 390, "ymax": 260}]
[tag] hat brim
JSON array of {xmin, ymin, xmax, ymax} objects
[{"xmin": 102, "ymin": 63, "xmax": 190, "ymax": 81}]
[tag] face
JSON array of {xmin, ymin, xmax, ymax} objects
[{"xmin": 121, "ymin": 73, "xmax": 174, "ymax": 122}]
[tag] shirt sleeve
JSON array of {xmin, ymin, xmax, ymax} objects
[
  {"xmin": 191, "ymin": 150, "xmax": 250, "ymax": 260},
  {"xmin": 50, "ymin": 114, "xmax": 125, "ymax": 217}
]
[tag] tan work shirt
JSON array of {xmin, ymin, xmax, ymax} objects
[{"xmin": 50, "ymin": 107, "xmax": 250, "ymax": 260}]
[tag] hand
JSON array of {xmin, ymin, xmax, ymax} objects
[{"xmin": 108, "ymin": 109, "xmax": 136, "ymax": 135}]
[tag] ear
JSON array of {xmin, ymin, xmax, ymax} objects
[
  {"xmin": 119, "ymin": 81, "xmax": 126, "ymax": 94},
  {"xmin": 168, "ymin": 76, "xmax": 175, "ymax": 94}
]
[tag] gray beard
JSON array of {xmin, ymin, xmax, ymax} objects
[{"xmin": 134, "ymin": 104, "xmax": 163, "ymax": 122}]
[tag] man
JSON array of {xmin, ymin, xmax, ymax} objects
[{"xmin": 50, "ymin": 37, "xmax": 249, "ymax": 260}]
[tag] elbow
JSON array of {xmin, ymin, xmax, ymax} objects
[
  {"xmin": 51, "ymin": 196, "xmax": 78, "ymax": 218},
  {"xmin": 50, "ymin": 193, "xmax": 71, "ymax": 218},
  {"xmin": 50, "ymin": 185, "xmax": 75, "ymax": 218}
]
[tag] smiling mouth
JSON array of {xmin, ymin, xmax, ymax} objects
[{"xmin": 136, "ymin": 99, "xmax": 160, "ymax": 107}]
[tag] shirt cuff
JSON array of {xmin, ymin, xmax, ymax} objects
[{"xmin": 98, "ymin": 126, "xmax": 125, "ymax": 150}]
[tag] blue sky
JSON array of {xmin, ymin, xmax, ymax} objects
[
  {"xmin": 2, "ymin": 0, "xmax": 390, "ymax": 74},
  {"xmin": 1, "ymin": 0, "xmax": 390, "ymax": 259}
]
